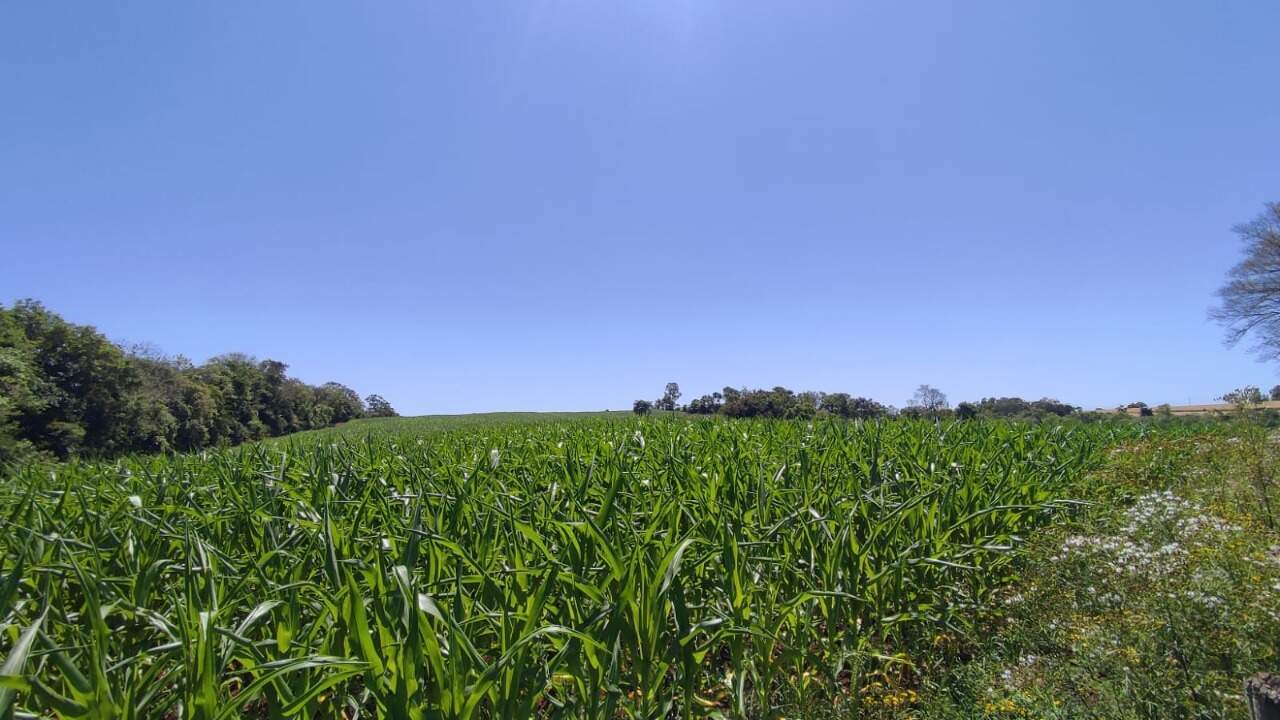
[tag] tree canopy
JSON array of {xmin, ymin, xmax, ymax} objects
[
  {"xmin": 633, "ymin": 380, "xmax": 1086, "ymax": 424},
  {"xmin": 0, "ymin": 300, "xmax": 392, "ymax": 463},
  {"xmin": 365, "ymin": 394, "xmax": 399, "ymax": 417}
]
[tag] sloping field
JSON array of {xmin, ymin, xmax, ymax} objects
[{"xmin": 0, "ymin": 416, "xmax": 1161, "ymax": 718}]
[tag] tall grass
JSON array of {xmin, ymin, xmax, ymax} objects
[{"xmin": 0, "ymin": 417, "xmax": 1155, "ymax": 718}]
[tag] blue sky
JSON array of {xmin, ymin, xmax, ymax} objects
[{"xmin": 3, "ymin": 2, "xmax": 1278, "ymax": 414}]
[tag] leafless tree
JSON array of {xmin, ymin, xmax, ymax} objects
[
  {"xmin": 1211, "ymin": 203, "xmax": 1280, "ymax": 360},
  {"xmin": 910, "ymin": 384, "xmax": 949, "ymax": 412}
]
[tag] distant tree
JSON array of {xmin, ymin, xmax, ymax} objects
[
  {"xmin": 685, "ymin": 392, "xmax": 722, "ymax": 415},
  {"xmin": 659, "ymin": 382, "xmax": 682, "ymax": 412},
  {"xmin": 955, "ymin": 402, "xmax": 978, "ymax": 420},
  {"xmin": 909, "ymin": 385, "xmax": 949, "ymax": 415},
  {"xmin": 1270, "ymin": 385, "xmax": 1280, "ymax": 401},
  {"xmin": 961, "ymin": 396, "xmax": 1077, "ymax": 420},
  {"xmin": 317, "ymin": 382, "xmax": 365, "ymax": 423},
  {"xmin": 1211, "ymin": 203, "xmax": 1280, "ymax": 360},
  {"xmin": 1220, "ymin": 385, "xmax": 1264, "ymax": 410},
  {"xmin": 0, "ymin": 300, "xmax": 380, "ymax": 460},
  {"xmin": 819, "ymin": 392, "xmax": 853, "ymax": 417},
  {"xmin": 787, "ymin": 390, "xmax": 819, "ymax": 419},
  {"xmin": 848, "ymin": 397, "xmax": 886, "ymax": 419},
  {"xmin": 632, "ymin": 399, "xmax": 653, "ymax": 416},
  {"xmin": 796, "ymin": 391, "xmax": 823, "ymax": 415},
  {"xmin": 718, "ymin": 386, "xmax": 803, "ymax": 418},
  {"xmin": 976, "ymin": 397, "xmax": 1032, "ymax": 417},
  {"xmin": 818, "ymin": 393, "xmax": 885, "ymax": 419},
  {"xmin": 1030, "ymin": 398, "xmax": 1078, "ymax": 416},
  {"xmin": 365, "ymin": 394, "xmax": 398, "ymax": 417}
]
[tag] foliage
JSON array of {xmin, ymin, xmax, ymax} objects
[
  {"xmin": 720, "ymin": 386, "xmax": 818, "ymax": 419},
  {"xmin": 0, "ymin": 300, "xmax": 388, "ymax": 462},
  {"xmin": 916, "ymin": 429, "xmax": 1280, "ymax": 720},
  {"xmin": 632, "ymin": 399, "xmax": 653, "ymax": 416},
  {"xmin": 0, "ymin": 415, "xmax": 1146, "ymax": 718},
  {"xmin": 643, "ymin": 383, "xmax": 884, "ymax": 420},
  {"xmin": 956, "ymin": 397, "xmax": 1079, "ymax": 422},
  {"xmin": 364, "ymin": 394, "xmax": 398, "ymax": 418},
  {"xmin": 0, "ymin": 307, "xmax": 45, "ymax": 463},
  {"xmin": 657, "ymin": 382, "xmax": 682, "ymax": 412},
  {"xmin": 684, "ymin": 392, "xmax": 723, "ymax": 415},
  {"xmin": 819, "ymin": 393, "xmax": 887, "ymax": 420},
  {"xmin": 1220, "ymin": 385, "xmax": 1264, "ymax": 409}
]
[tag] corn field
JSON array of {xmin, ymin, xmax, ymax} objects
[{"xmin": 1, "ymin": 417, "xmax": 1144, "ymax": 718}]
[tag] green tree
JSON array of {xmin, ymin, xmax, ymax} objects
[
  {"xmin": 685, "ymin": 393, "xmax": 722, "ymax": 414},
  {"xmin": 0, "ymin": 307, "xmax": 45, "ymax": 463},
  {"xmin": 819, "ymin": 392, "xmax": 853, "ymax": 417},
  {"xmin": 0, "ymin": 300, "xmax": 380, "ymax": 459},
  {"xmin": 198, "ymin": 354, "xmax": 270, "ymax": 443},
  {"xmin": 721, "ymin": 386, "xmax": 809, "ymax": 418},
  {"xmin": 6, "ymin": 300, "xmax": 142, "ymax": 457},
  {"xmin": 365, "ymin": 394, "xmax": 398, "ymax": 417},
  {"xmin": 1030, "ymin": 398, "xmax": 1077, "ymax": 416},
  {"xmin": 847, "ymin": 396, "xmax": 886, "ymax": 419},
  {"xmin": 317, "ymin": 382, "xmax": 365, "ymax": 423},
  {"xmin": 659, "ymin": 382, "xmax": 682, "ymax": 411}
]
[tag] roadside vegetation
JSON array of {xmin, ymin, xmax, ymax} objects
[{"xmin": 906, "ymin": 419, "xmax": 1280, "ymax": 719}]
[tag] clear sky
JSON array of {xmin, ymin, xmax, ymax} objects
[{"xmin": 3, "ymin": 2, "xmax": 1278, "ymax": 415}]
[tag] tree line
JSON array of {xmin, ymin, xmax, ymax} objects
[
  {"xmin": 0, "ymin": 300, "xmax": 397, "ymax": 463},
  {"xmin": 635, "ymin": 382, "xmax": 1079, "ymax": 421}
]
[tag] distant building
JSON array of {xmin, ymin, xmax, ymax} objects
[{"xmin": 1121, "ymin": 401, "xmax": 1280, "ymax": 417}]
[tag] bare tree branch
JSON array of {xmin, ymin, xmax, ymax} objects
[{"xmin": 1210, "ymin": 202, "xmax": 1280, "ymax": 361}]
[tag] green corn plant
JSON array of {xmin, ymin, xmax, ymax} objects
[{"xmin": 0, "ymin": 414, "xmax": 1177, "ymax": 718}]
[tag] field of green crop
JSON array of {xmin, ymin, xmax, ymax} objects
[
  {"xmin": 1, "ymin": 416, "xmax": 1153, "ymax": 719},
  {"xmin": 282, "ymin": 412, "xmax": 641, "ymax": 442}
]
